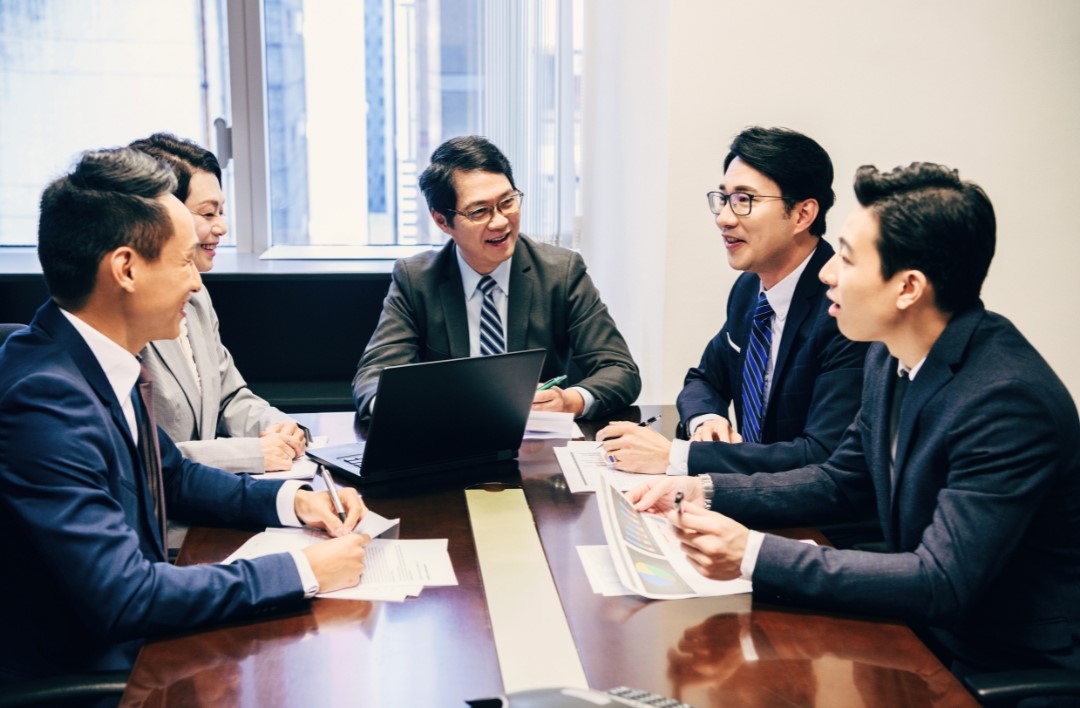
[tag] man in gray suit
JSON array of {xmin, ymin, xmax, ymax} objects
[
  {"xmin": 629, "ymin": 163, "xmax": 1080, "ymax": 677},
  {"xmin": 353, "ymin": 136, "xmax": 640, "ymax": 419}
]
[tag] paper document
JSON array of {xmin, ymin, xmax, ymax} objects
[
  {"xmin": 555, "ymin": 441, "xmax": 645, "ymax": 493},
  {"xmin": 577, "ymin": 545, "xmax": 634, "ymax": 596},
  {"xmin": 256, "ymin": 435, "xmax": 328, "ymax": 481},
  {"xmin": 595, "ymin": 479, "xmax": 752, "ymax": 600},
  {"xmin": 524, "ymin": 411, "xmax": 584, "ymax": 440},
  {"xmin": 222, "ymin": 514, "xmax": 457, "ymax": 601}
]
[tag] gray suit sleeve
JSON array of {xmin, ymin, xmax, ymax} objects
[
  {"xmin": 352, "ymin": 259, "xmax": 423, "ymax": 415},
  {"xmin": 562, "ymin": 252, "xmax": 641, "ymax": 415}
]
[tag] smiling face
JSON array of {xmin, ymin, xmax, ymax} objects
[
  {"xmin": 819, "ymin": 206, "xmax": 908, "ymax": 344},
  {"xmin": 432, "ymin": 169, "xmax": 519, "ymax": 275},
  {"xmin": 185, "ymin": 170, "xmax": 227, "ymax": 272},
  {"xmin": 715, "ymin": 158, "xmax": 813, "ymax": 289},
  {"xmin": 132, "ymin": 194, "xmax": 203, "ymax": 344}
]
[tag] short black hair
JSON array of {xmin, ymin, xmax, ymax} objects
[
  {"xmin": 854, "ymin": 162, "xmax": 995, "ymax": 314},
  {"xmin": 129, "ymin": 132, "xmax": 222, "ymax": 202},
  {"xmin": 724, "ymin": 126, "xmax": 835, "ymax": 236},
  {"xmin": 38, "ymin": 148, "xmax": 178, "ymax": 309},
  {"xmin": 418, "ymin": 136, "xmax": 517, "ymax": 227}
]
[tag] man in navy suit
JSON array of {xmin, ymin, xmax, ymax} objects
[
  {"xmin": 629, "ymin": 163, "xmax": 1080, "ymax": 676},
  {"xmin": 599, "ymin": 127, "xmax": 867, "ymax": 478},
  {"xmin": 0, "ymin": 148, "xmax": 369, "ymax": 685}
]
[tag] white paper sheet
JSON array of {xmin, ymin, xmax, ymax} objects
[
  {"xmin": 555, "ymin": 441, "xmax": 647, "ymax": 493},
  {"xmin": 523, "ymin": 410, "xmax": 584, "ymax": 440}
]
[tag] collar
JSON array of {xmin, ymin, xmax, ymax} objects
[
  {"xmin": 456, "ymin": 248, "xmax": 513, "ymax": 299},
  {"xmin": 760, "ymin": 246, "xmax": 817, "ymax": 321},
  {"xmin": 897, "ymin": 357, "xmax": 927, "ymax": 381},
  {"xmin": 58, "ymin": 309, "xmax": 141, "ymax": 404}
]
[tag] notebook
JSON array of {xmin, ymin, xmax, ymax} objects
[{"xmin": 307, "ymin": 349, "xmax": 546, "ymax": 483}]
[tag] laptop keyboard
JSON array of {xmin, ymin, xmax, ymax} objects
[{"xmin": 341, "ymin": 453, "xmax": 365, "ymax": 466}]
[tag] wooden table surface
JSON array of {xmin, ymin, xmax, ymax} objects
[{"xmin": 121, "ymin": 406, "xmax": 976, "ymax": 707}]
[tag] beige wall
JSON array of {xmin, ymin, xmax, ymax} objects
[{"xmin": 656, "ymin": 0, "xmax": 1080, "ymax": 403}]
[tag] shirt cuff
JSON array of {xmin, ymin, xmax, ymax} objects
[
  {"xmin": 688, "ymin": 413, "xmax": 724, "ymax": 436},
  {"xmin": 289, "ymin": 549, "xmax": 320, "ymax": 598},
  {"xmin": 740, "ymin": 529, "xmax": 765, "ymax": 580},
  {"xmin": 668, "ymin": 439, "xmax": 691, "ymax": 476},
  {"xmin": 570, "ymin": 386, "xmax": 596, "ymax": 418},
  {"xmin": 276, "ymin": 480, "xmax": 311, "ymax": 527}
]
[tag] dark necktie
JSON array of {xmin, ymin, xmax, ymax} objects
[
  {"xmin": 740, "ymin": 292, "xmax": 774, "ymax": 444},
  {"xmin": 478, "ymin": 275, "xmax": 506, "ymax": 356},
  {"xmin": 133, "ymin": 364, "xmax": 168, "ymax": 547},
  {"xmin": 889, "ymin": 371, "xmax": 910, "ymax": 455}
]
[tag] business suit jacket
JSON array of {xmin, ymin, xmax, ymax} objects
[
  {"xmin": 678, "ymin": 242, "xmax": 869, "ymax": 473},
  {"xmin": 142, "ymin": 286, "xmax": 295, "ymax": 472},
  {"xmin": 352, "ymin": 235, "xmax": 641, "ymax": 417},
  {"xmin": 706, "ymin": 304, "xmax": 1080, "ymax": 672},
  {"xmin": 0, "ymin": 301, "xmax": 305, "ymax": 684}
]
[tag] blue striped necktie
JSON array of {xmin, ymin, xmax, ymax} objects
[
  {"xmin": 478, "ymin": 275, "xmax": 506, "ymax": 356},
  {"xmin": 740, "ymin": 292, "xmax": 774, "ymax": 444}
]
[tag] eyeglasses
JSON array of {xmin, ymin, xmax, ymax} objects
[
  {"xmin": 447, "ymin": 191, "xmax": 524, "ymax": 223},
  {"xmin": 706, "ymin": 191, "xmax": 790, "ymax": 217}
]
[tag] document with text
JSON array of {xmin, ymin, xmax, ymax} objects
[
  {"xmin": 555, "ymin": 441, "xmax": 644, "ymax": 493},
  {"xmin": 594, "ymin": 479, "xmax": 752, "ymax": 600}
]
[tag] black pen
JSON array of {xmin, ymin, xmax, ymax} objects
[
  {"xmin": 318, "ymin": 464, "xmax": 347, "ymax": 523},
  {"xmin": 674, "ymin": 491, "xmax": 684, "ymax": 515},
  {"xmin": 595, "ymin": 413, "xmax": 663, "ymax": 448}
]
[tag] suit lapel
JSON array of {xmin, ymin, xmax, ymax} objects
[
  {"xmin": 39, "ymin": 302, "xmax": 165, "ymax": 554},
  {"xmin": 770, "ymin": 243, "xmax": 832, "ymax": 392},
  {"xmin": 146, "ymin": 336, "xmax": 202, "ymax": 432},
  {"xmin": 506, "ymin": 241, "xmax": 533, "ymax": 351},
  {"xmin": 889, "ymin": 305, "xmax": 985, "ymax": 523},
  {"xmin": 437, "ymin": 244, "xmax": 471, "ymax": 358},
  {"xmin": 184, "ymin": 292, "xmax": 220, "ymax": 438}
]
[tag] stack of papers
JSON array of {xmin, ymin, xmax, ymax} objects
[
  {"xmin": 222, "ymin": 512, "xmax": 458, "ymax": 602},
  {"xmin": 554, "ymin": 441, "xmax": 643, "ymax": 493},
  {"xmin": 524, "ymin": 411, "xmax": 584, "ymax": 440}
]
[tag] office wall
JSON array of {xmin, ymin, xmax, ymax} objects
[{"xmin": 594, "ymin": 0, "xmax": 1080, "ymax": 403}]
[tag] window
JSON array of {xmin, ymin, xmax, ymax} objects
[
  {"xmin": 0, "ymin": 0, "xmax": 230, "ymax": 246},
  {"xmin": 252, "ymin": 0, "xmax": 581, "ymax": 257},
  {"xmin": 0, "ymin": 0, "xmax": 581, "ymax": 255}
]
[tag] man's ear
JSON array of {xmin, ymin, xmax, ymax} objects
[
  {"xmin": 896, "ymin": 269, "xmax": 931, "ymax": 311},
  {"xmin": 108, "ymin": 247, "xmax": 138, "ymax": 293},
  {"xmin": 792, "ymin": 198, "xmax": 819, "ymax": 234},
  {"xmin": 432, "ymin": 209, "xmax": 453, "ymax": 235}
]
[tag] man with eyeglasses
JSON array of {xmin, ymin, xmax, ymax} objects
[
  {"xmin": 352, "ymin": 135, "xmax": 640, "ymax": 419},
  {"xmin": 599, "ymin": 127, "xmax": 869, "ymax": 508}
]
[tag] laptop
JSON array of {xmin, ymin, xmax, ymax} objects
[{"xmin": 307, "ymin": 349, "xmax": 546, "ymax": 483}]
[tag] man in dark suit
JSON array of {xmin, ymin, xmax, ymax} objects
[
  {"xmin": 352, "ymin": 136, "xmax": 640, "ymax": 419},
  {"xmin": 0, "ymin": 148, "xmax": 368, "ymax": 685},
  {"xmin": 629, "ymin": 163, "xmax": 1080, "ymax": 676},
  {"xmin": 598, "ymin": 127, "xmax": 867, "ymax": 477}
]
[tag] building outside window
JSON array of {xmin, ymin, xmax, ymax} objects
[{"xmin": 0, "ymin": 0, "xmax": 581, "ymax": 255}]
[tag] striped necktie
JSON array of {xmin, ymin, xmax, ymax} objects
[
  {"xmin": 740, "ymin": 292, "xmax": 774, "ymax": 444},
  {"xmin": 133, "ymin": 364, "xmax": 168, "ymax": 548},
  {"xmin": 478, "ymin": 275, "xmax": 506, "ymax": 356}
]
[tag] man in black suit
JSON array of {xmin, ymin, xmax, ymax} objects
[
  {"xmin": 629, "ymin": 162, "xmax": 1080, "ymax": 677},
  {"xmin": 599, "ymin": 127, "xmax": 867, "ymax": 477}
]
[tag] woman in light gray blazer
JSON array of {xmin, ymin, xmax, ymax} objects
[{"xmin": 131, "ymin": 133, "xmax": 307, "ymax": 473}]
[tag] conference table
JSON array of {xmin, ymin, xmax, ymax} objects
[{"xmin": 121, "ymin": 406, "xmax": 977, "ymax": 706}]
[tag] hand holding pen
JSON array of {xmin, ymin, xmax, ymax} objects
[
  {"xmin": 594, "ymin": 414, "xmax": 670, "ymax": 474},
  {"xmin": 596, "ymin": 414, "xmax": 662, "ymax": 448}
]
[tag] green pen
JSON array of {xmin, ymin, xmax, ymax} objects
[{"xmin": 536, "ymin": 374, "xmax": 567, "ymax": 391}]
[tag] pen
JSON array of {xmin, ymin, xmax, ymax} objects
[
  {"xmin": 595, "ymin": 413, "xmax": 663, "ymax": 447},
  {"xmin": 319, "ymin": 464, "xmax": 347, "ymax": 523},
  {"xmin": 536, "ymin": 374, "xmax": 567, "ymax": 391},
  {"xmin": 674, "ymin": 491, "xmax": 684, "ymax": 515}
]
